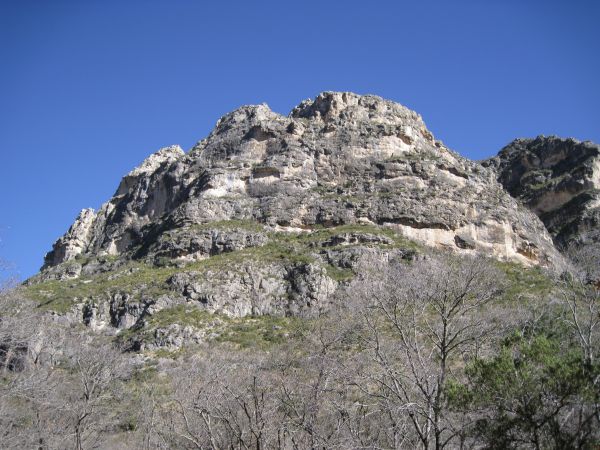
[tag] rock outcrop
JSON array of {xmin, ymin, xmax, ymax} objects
[
  {"xmin": 43, "ymin": 92, "xmax": 559, "ymax": 269},
  {"xmin": 25, "ymin": 92, "xmax": 566, "ymax": 347},
  {"xmin": 484, "ymin": 136, "xmax": 600, "ymax": 247}
]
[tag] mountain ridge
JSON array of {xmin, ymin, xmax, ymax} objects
[
  {"xmin": 8, "ymin": 93, "xmax": 599, "ymax": 448},
  {"xmin": 22, "ymin": 92, "xmax": 583, "ymax": 348},
  {"xmin": 41, "ymin": 92, "xmax": 561, "ymax": 272}
]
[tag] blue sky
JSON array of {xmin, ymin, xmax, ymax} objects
[{"xmin": 1, "ymin": 0, "xmax": 599, "ymax": 280}]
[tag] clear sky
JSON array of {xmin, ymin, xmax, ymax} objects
[{"xmin": 1, "ymin": 0, "xmax": 599, "ymax": 280}]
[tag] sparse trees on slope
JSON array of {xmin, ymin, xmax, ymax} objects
[
  {"xmin": 60, "ymin": 336, "xmax": 130, "ymax": 450},
  {"xmin": 563, "ymin": 243, "xmax": 600, "ymax": 366},
  {"xmin": 0, "ymin": 280, "xmax": 133, "ymax": 450},
  {"xmin": 349, "ymin": 253, "xmax": 506, "ymax": 449},
  {"xmin": 3, "ymin": 250, "xmax": 598, "ymax": 449}
]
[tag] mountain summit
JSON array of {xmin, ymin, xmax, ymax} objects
[
  {"xmin": 44, "ymin": 92, "xmax": 558, "ymax": 270},
  {"xmin": 27, "ymin": 92, "xmax": 566, "ymax": 343},
  {"xmin": 12, "ymin": 94, "xmax": 599, "ymax": 448}
]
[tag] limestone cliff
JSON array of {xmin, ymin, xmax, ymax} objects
[
  {"xmin": 44, "ymin": 92, "xmax": 559, "ymax": 268},
  {"xmin": 26, "ymin": 92, "xmax": 565, "ymax": 349},
  {"xmin": 484, "ymin": 136, "xmax": 600, "ymax": 247}
]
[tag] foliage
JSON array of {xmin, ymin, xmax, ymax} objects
[
  {"xmin": 24, "ymin": 223, "xmax": 419, "ymax": 313},
  {"xmin": 495, "ymin": 261, "xmax": 556, "ymax": 301},
  {"xmin": 119, "ymin": 304, "xmax": 306, "ymax": 351},
  {"xmin": 452, "ymin": 326, "xmax": 599, "ymax": 449},
  {"xmin": 4, "ymin": 251, "xmax": 599, "ymax": 448}
]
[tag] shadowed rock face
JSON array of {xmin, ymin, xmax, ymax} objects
[
  {"xmin": 43, "ymin": 92, "xmax": 561, "ymax": 270},
  {"xmin": 484, "ymin": 136, "xmax": 600, "ymax": 247}
]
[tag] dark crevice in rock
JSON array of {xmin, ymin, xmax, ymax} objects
[
  {"xmin": 376, "ymin": 217, "xmax": 451, "ymax": 230},
  {"xmin": 244, "ymin": 126, "xmax": 276, "ymax": 142}
]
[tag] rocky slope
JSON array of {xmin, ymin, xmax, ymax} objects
[
  {"xmin": 25, "ymin": 92, "xmax": 564, "ymax": 349},
  {"xmin": 484, "ymin": 136, "xmax": 600, "ymax": 247}
]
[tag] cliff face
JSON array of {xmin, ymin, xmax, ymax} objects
[
  {"xmin": 26, "ymin": 92, "xmax": 565, "ymax": 347},
  {"xmin": 484, "ymin": 136, "xmax": 600, "ymax": 247},
  {"xmin": 44, "ymin": 92, "xmax": 558, "ymax": 269}
]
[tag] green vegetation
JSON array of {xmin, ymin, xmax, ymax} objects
[
  {"xmin": 270, "ymin": 222, "xmax": 420, "ymax": 251},
  {"xmin": 152, "ymin": 219, "xmax": 265, "ymax": 245},
  {"xmin": 448, "ymin": 323, "xmax": 599, "ymax": 448},
  {"xmin": 186, "ymin": 219, "xmax": 265, "ymax": 233},
  {"xmin": 146, "ymin": 305, "xmax": 219, "ymax": 329},
  {"xmin": 214, "ymin": 314, "xmax": 304, "ymax": 349},
  {"xmin": 528, "ymin": 171, "xmax": 567, "ymax": 191},
  {"xmin": 23, "ymin": 262, "xmax": 178, "ymax": 313},
  {"xmin": 24, "ymin": 222, "xmax": 419, "ymax": 313},
  {"xmin": 324, "ymin": 264, "xmax": 354, "ymax": 281},
  {"xmin": 495, "ymin": 261, "xmax": 556, "ymax": 301},
  {"xmin": 385, "ymin": 149, "xmax": 441, "ymax": 162},
  {"xmin": 121, "ymin": 304, "xmax": 305, "ymax": 351}
]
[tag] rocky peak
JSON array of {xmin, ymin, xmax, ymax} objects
[
  {"xmin": 291, "ymin": 92, "xmax": 356, "ymax": 118},
  {"xmin": 290, "ymin": 91, "xmax": 433, "ymax": 144},
  {"xmin": 42, "ymin": 93, "xmax": 564, "ymax": 276},
  {"xmin": 484, "ymin": 135, "xmax": 600, "ymax": 246},
  {"xmin": 43, "ymin": 208, "xmax": 96, "ymax": 269},
  {"xmin": 291, "ymin": 91, "xmax": 420, "ymax": 124},
  {"xmin": 128, "ymin": 145, "xmax": 184, "ymax": 177},
  {"xmin": 116, "ymin": 145, "xmax": 185, "ymax": 196},
  {"xmin": 29, "ymin": 92, "xmax": 571, "ymax": 339},
  {"xmin": 209, "ymin": 104, "xmax": 280, "ymax": 138}
]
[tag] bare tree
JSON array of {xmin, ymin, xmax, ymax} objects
[
  {"xmin": 349, "ymin": 253, "xmax": 506, "ymax": 449},
  {"xmin": 562, "ymin": 243, "xmax": 600, "ymax": 366},
  {"xmin": 0, "ymin": 284, "xmax": 70, "ymax": 449},
  {"xmin": 271, "ymin": 314, "xmax": 359, "ymax": 449},
  {"xmin": 57, "ymin": 335, "xmax": 130, "ymax": 450},
  {"xmin": 150, "ymin": 349, "xmax": 281, "ymax": 450},
  {"xmin": 0, "ymin": 281, "xmax": 131, "ymax": 450}
]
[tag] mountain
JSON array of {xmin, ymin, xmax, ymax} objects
[
  {"xmin": 483, "ymin": 135, "xmax": 600, "ymax": 248},
  {"xmin": 43, "ymin": 92, "xmax": 562, "ymax": 271},
  {"xmin": 6, "ymin": 93, "xmax": 599, "ymax": 449},
  {"xmin": 23, "ymin": 92, "xmax": 566, "ymax": 349}
]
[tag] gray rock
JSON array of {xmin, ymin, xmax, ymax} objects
[
  {"xmin": 166, "ymin": 259, "xmax": 336, "ymax": 318},
  {"xmin": 484, "ymin": 136, "xmax": 600, "ymax": 247},
  {"xmin": 43, "ymin": 92, "xmax": 561, "ymax": 269},
  {"xmin": 26, "ymin": 93, "xmax": 572, "ymax": 347},
  {"xmin": 140, "ymin": 226, "xmax": 268, "ymax": 263},
  {"xmin": 43, "ymin": 209, "xmax": 96, "ymax": 268}
]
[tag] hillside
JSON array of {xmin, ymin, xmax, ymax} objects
[
  {"xmin": 24, "ymin": 93, "xmax": 564, "ymax": 347},
  {"xmin": 1, "ymin": 93, "xmax": 598, "ymax": 449}
]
